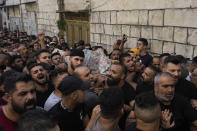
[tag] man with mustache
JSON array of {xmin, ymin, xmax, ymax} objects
[
  {"xmin": 0, "ymin": 72, "xmax": 36, "ymax": 131},
  {"xmin": 162, "ymin": 56, "xmax": 197, "ymax": 107},
  {"xmin": 28, "ymin": 63, "xmax": 52, "ymax": 107},
  {"xmin": 154, "ymin": 72, "xmax": 197, "ymax": 131},
  {"xmin": 68, "ymin": 49, "xmax": 84, "ymax": 75}
]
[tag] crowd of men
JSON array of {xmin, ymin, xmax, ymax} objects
[{"xmin": 1, "ymin": 28, "xmax": 197, "ymax": 131}]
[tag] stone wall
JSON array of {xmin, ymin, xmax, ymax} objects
[{"xmin": 90, "ymin": 0, "xmax": 197, "ymax": 58}]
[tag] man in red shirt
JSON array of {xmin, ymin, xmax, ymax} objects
[{"xmin": 0, "ymin": 72, "xmax": 36, "ymax": 131}]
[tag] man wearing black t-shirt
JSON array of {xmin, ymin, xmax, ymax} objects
[
  {"xmin": 163, "ymin": 56, "xmax": 197, "ymax": 107},
  {"xmin": 154, "ymin": 72, "xmax": 197, "ymax": 131},
  {"xmin": 49, "ymin": 76, "xmax": 87, "ymax": 131},
  {"xmin": 136, "ymin": 65, "xmax": 159, "ymax": 95},
  {"xmin": 28, "ymin": 63, "xmax": 53, "ymax": 107},
  {"xmin": 137, "ymin": 38, "xmax": 153, "ymax": 67}
]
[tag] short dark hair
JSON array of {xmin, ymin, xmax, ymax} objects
[
  {"xmin": 51, "ymin": 52, "xmax": 61, "ymax": 59},
  {"xmin": 192, "ymin": 56, "xmax": 197, "ymax": 65},
  {"xmin": 147, "ymin": 65, "xmax": 160, "ymax": 74},
  {"xmin": 35, "ymin": 49, "xmax": 50, "ymax": 59},
  {"xmin": 0, "ymin": 70, "xmax": 18, "ymax": 86},
  {"xmin": 120, "ymin": 53, "xmax": 130, "ymax": 64},
  {"xmin": 138, "ymin": 38, "xmax": 148, "ymax": 46},
  {"xmin": 4, "ymin": 72, "xmax": 32, "ymax": 94},
  {"xmin": 10, "ymin": 55, "xmax": 22, "ymax": 64},
  {"xmin": 163, "ymin": 56, "xmax": 181, "ymax": 68},
  {"xmin": 99, "ymin": 87, "xmax": 124, "ymax": 119},
  {"xmin": 159, "ymin": 53, "xmax": 170, "ymax": 59},
  {"xmin": 17, "ymin": 109, "xmax": 58, "ymax": 131},
  {"xmin": 50, "ymin": 68, "xmax": 67, "ymax": 83}
]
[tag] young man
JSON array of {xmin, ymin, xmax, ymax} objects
[
  {"xmin": 10, "ymin": 55, "xmax": 24, "ymax": 72},
  {"xmin": 0, "ymin": 72, "xmax": 36, "ymax": 131},
  {"xmin": 51, "ymin": 52, "xmax": 61, "ymax": 66},
  {"xmin": 44, "ymin": 69, "xmax": 68, "ymax": 111},
  {"xmin": 35, "ymin": 49, "xmax": 51, "ymax": 66},
  {"xmin": 86, "ymin": 87, "xmax": 124, "ymax": 131},
  {"xmin": 137, "ymin": 38, "xmax": 152, "ymax": 67},
  {"xmin": 49, "ymin": 76, "xmax": 87, "ymax": 131},
  {"xmin": 152, "ymin": 56, "xmax": 160, "ymax": 69},
  {"xmin": 126, "ymin": 93, "xmax": 161, "ymax": 131}
]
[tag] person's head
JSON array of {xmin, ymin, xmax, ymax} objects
[
  {"xmin": 18, "ymin": 44, "xmax": 28, "ymax": 56},
  {"xmin": 152, "ymin": 56, "xmax": 160, "ymax": 69},
  {"xmin": 159, "ymin": 53, "xmax": 170, "ymax": 70},
  {"xmin": 51, "ymin": 52, "xmax": 61, "ymax": 66},
  {"xmin": 59, "ymin": 37, "xmax": 65, "ymax": 44},
  {"xmin": 52, "ymin": 36, "xmax": 58, "ymax": 44},
  {"xmin": 28, "ymin": 63, "xmax": 48, "ymax": 86},
  {"xmin": 134, "ymin": 93, "xmax": 160, "ymax": 126},
  {"xmin": 191, "ymin": 68, "xmax": 197, "ymax": 88},
  {"xmin": 33, "ymin": 42, "xmax": 40, "ymax": 51},
  {"xmin": 74, "ymin": 40, "xmax": 85, "ymax": 50},
  {"xmin": 189, "ymin": 56, "xmax": 197, "ymax": 72},
  {"xmin": 120, "ymin": 53, "xmax": 135, "ymax": 72},
  {"xmin": 163, "ymin": 56, "xmax": 181, "ymax": 83},
  {"xmin": 99, "ymin": 87, "xmax": 124, "ymax": 119},
  {"xmin": 36, "ymin": 49, "xmax": 51, "ymax": 65},
  {"xmin": 4, "ymin": 72, "xmax": 36, "ymax": 114},
  {"xmin": 154, "ymin": 72, "xmax": 176, "ymax": 103},
  {"xmin": 141, "ymin": 65, "xmax": 160, "ymax": 84},
  {"xmin": 137, "ymin": 38, "xmax": 148, "ymax": 52},
  {"xmin": 50, "ymin": 68, "xmax": 68, "ymax": 89},
  {"xmin": 58, "ymin": 76, "xmax": 87, "ymax": 105},
  {"xmin": 48, "ymin": 42, "xmax": 56, "ymax": 52},
  {"xmin": 110, "ymin": 49, "xmax": 121, "ymax": 60},
  {"xmin": 17, "ymin": 109, "xmax": 59, "ymax": 131},
  {"xmin": 113, "ymin": 40, "xmax": 121, "ymax": 49},
  {"xmin": 69, "ymin": 49, "xmax": 84, "ymax": 70},
  {"xmin": 107, "ymin": 64, "xmax": 126, "ymax": 86},
  {"xmin": 10, "ymin": 55, "xmax": 24, "ymax": 72},
  {"xmin": 73, "ymin": 66, "xmax": 92, "ymax": 82}
]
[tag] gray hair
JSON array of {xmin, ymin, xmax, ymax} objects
[{"xmin": 154, "ymin": 72, "xmax": 174, "ymax": 85}]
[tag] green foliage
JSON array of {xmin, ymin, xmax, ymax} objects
[{"xmin": 57, "ymin": 17, "xmax": 66, "ymax": 31}]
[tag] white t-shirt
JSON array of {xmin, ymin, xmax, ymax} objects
[{"xmin": 44, "ymin": 91, "xmax": 61, "ymax": 111}]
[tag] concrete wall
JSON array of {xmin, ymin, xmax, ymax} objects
[{"xmin": 90, "ymin": 0, "xmax": 197, "ymax": 58}]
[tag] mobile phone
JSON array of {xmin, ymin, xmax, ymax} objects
[{"xmin": 123, "ymin": 34, "xmax": 127, "ymax": 41}]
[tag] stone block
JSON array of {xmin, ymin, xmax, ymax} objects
[
  {"xmin": 163, "ymin": 42, "xmax": 175, "ymax": 54},
  {"xmin": 150, "ymin": 40, "xmax": 163, "ymax": 54},
  {"xmin": 90, "ymin": 24, "xmax": 96, "ymax": 33},
  {"xmin": 111, "ymin": 11, "xmax": 117, "ymax": 24},
  {"xmin": 117, "ymin": 11, "xmax": 139, "ymax": 25},
  {"xmin": 110, "ymin": 35, "xmax": 117, "ymax": 46},
  {"xmin": 139, "ymin": 10, "xmax": 148, "ymax": 25},
  {"xmin": 188, "ymin": 29, "xmax": 197, "ymax": 45},
  {"xmin": 122, "ymin": 25, "xmax": 130, "ymax": 36},
  {"xmin": 106, "ymin": 35, "xmax": 111, "ymax": 45},
  {"xmin": 130, "ymin": 26, "xmax": 141, "ymax": 38},
  {"xmin": 153, "ymin": 27, "xmax": 173, "ymax": 41},
  {"xmin": 112, "ymin": 25, "xmax": 122, "ymax": 36},
  {"xmin": 126, "ymin": 37, "xmax": 137, "ymax": 49},
  {"xmin": 90, "ymin": 33, "xmax": 94, "ymax": 42},
  {"xmin": 165, "ymin": 9, "xmax": 197, "ymax": 28},
  {"xmin": 106, "ymin": 12, "xmax": 111, "ymax": 24},
  {"xmin": 94, "ymin": 34, "xmax": 101, "ymax": 43},
  {"xmin": 91, "ymin": 12, "xmax": 100, "ymax": 23},
  {"xmin": 104, "ymin": 25, "xmax": 113, "ymax": 35},
  {"xmin": 174, "ymin": 27, "xmax": 187, "ymax": 43},
  {"xmin": 141, "ymin": 27, "xmax": 152, "ymax": 39},
  {"xmin": 191, "ymin": 0, "xmax": 197, "ymax": 8},
  {"xmin": 101, "ymin": 35, "xmax": 107, "ymax": 44},
  {"xmin": 193, "ymin": 46, "xmax": 197, "ymax": 57},
  {"xmin": 95, "ymin": 24, "xmax": 104, "ymax": 34},
  {"xmin": 100, "ymin": 12, "xmax": 106, "ymax": 23},
  {"xmin": 149, "ymin": 10, "xmax": 163, "ymax": 26},
  {"xmin": 175, "ymin": 44, "xmax": 193, "ymax": 59}
]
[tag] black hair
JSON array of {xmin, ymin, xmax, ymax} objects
[
  {"xmin": 192, "ymin": 56, "xmax": 197, "ymax": 65},
  {"xmin": 35, "ymin": 49, "xmax": 50, "ymax": 59},
  {"xmin": 27, "ymin": 63, "xmax": 44, "ymax": 72},
  {"xmin": 138, "ymin": 38, "xmax": 148, "ymax": 46},
  {"xmin": 159, "ymin": 53, "xmax": 171, "ymax": 59},
  {"xmin": 0, "ymin": 70, "xmax": 18, "ymax": 86},
  {"xmin": 163, "ymin": 55, "xmax": 181, "ymax": 67},
  {"xmin": 4, "ymin": 72, "xmax": 32, "ymax": 94},
  {"xmin": 51, "ymin": 52, "xmax": 61, "ymax": 59},
  {"xmin": 50, "ymin": 68, "xmax": 67, "ymax": 83},
  {"xmin": 117, "ymin": 40, "xmax": 122, "ymax": 46},
  {"xmin": 176, "ymin": 55, "xmax": 187, "ymax": 64},
  {"xmin": 17, "ymin": 109, "xmax": 57, "ymax": 131},
  {"xmin": 135, "ymin": 92, "xmax": 159, "ymax": 111},
  {"xmin": 10, "ymin": 55, "xmax": 22, "ymax": 64},
  {"xmin": 99, "ymin": 87, "xmax": 124, "ymax": 119},
  {"xmin": 147, "ymin": 65, "xmax": 160, "ymax": 74},
  {"xmin": 120, "ymin": 53, "xmax": 131, "ymax": 64}
]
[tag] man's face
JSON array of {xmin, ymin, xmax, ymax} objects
[
  {"xmin": 107, "ymin": 65, "xmax": 123, "ymax": 86},
  {"xmin": 152, "ymin": 58, "xmax": 160, "ymax": 69},
  {"xmin": 141, "ymin": 67, "xmax": 155, "ymax": 84},
  {"xmin": 33, "ymin": 43, "xmax": 40, "ymax": 51},
  {"xmin": 155, "ymin": 76, "xmax": 175, "ymax": 103},
  {"xmin": 52, "ymin": 38, "xmax": 57, "ymax": 44},
  {"xmin": 78, "ymin": 67, "xmax": 91, "ymax": 82},
  {"xmin": 53, "ymin": 73, "xmax": 68, "ymax": 89},
  {"xmin": 110, "ymin": 50, "xmax": 121, "ymax": 60},
  {"xmin": 69, "ymin": 56, "xmax": 84, "ymax": 70},
  {"xmin": 10, "ymin": 81, "xmax": 36, "ymax": 114},
  {"xmin": 60, "ymin": 39, "xmax": 65, "ymax": 44},
  {"xmin": 38, "ymin": 52, "xmax": 51, "ymax": 65},
  {"xmin": 123, "ymin": 56, "xmax": 135, "ymax": 72},
  {"xmin": 163, "ymin": 63, "xmax": 181, "ymax": 83},
  {"xmin": 160, "ymin": 56, "xmax": 168, "ymax": 70},
  {"xmin": 137, "ymin": 41, "xmax": 146, "ymax": 51},
  {"xmin": 52, "ymin": 55, "xmax": 61, "ymax": 65},
  {"xmin": 191, "ymin": 68, "xmax": 197, "ymax": 87},
  {"xmin": 14, "ymin": 58, "xmax": 24, "ymax": 68},
  {"xmin": 19, "ymin": 45, "xmax": 28, "ymax": 55},
  {"xmin": 30, "ymin": 66, "xmax": 48, "ymax": 85}
]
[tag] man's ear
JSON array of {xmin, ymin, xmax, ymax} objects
[
  {"xmin": 71, "ymin": 91, "xmax": 78, "ymax": 101},
  {"xmin": 4, "ymin": 92, "xmax": 11, "ymax": 103},
  {"xmin": 121, "ymin": 73, "xmax": 125, "ymax": 80}
]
